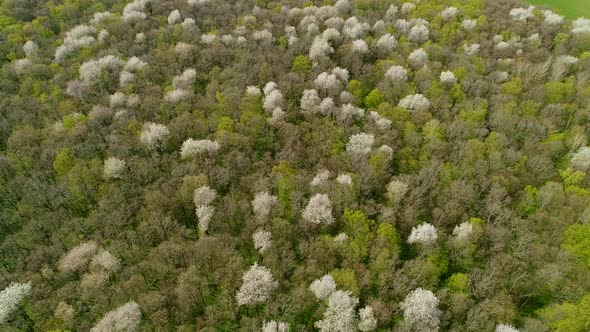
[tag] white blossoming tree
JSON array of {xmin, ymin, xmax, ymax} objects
[
  {"xmin": 0, "ymin": 282, "xmax": 32, "ymax": 324},
  {"xmin": 314, "ymin": 290, "xmax": 359, "ymax": 332},
  {"xmin": 236, "ymin": 264, "xmax": 278, "ymax": 305},
  {"xmin": 302, "ymin": 193, "xmax": 334, "ymax": 225},
  {"xmin": 358, "ymin": 305, "xmax": 377, "ymax": 331},
  {"xmin": 407, "ymin": 223, "xmax": 438, "ymax": 245},
  {"xmin": 309, "ymin": 274, "xmax": 337, "ymax": 300},
  {"xmin": 253, "ymin": 229, "xmax": 272, "ymax": 254},
  {"xmin": 400, "ymin": 288, "xmax": 441, "ymax": 332},
  {"xmin": 90, "ymin": 301, "xmax": 141, "ymax": 332}
]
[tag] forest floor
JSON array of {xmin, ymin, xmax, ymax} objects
[{"xmin": 528, "ymin": 0, "xmax": 590, "ymax": 18}]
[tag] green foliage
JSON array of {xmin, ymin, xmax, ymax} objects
[
  {"xmin": 562, "ymin": 224, "xmax": 590, "ymax": 267},
  {"xmin": 331, "ymin": 268, "xmax": 360, "ymax": 296},
  {"xmin": 364, "ymin": 88, "xmax": 384, "ymax": 109},
  {"xmin": 53, "ymin": 148, "xmax": 76, "ymax": 176},
  {"xmin": 291, "ymin": 55, "xmax": 312, "ymax": 73},
  {"xmin": 501, "ymin": 78, "xmax": 523, "ymax": 95},
  {"xmin": 447, "ymin": 273, "xmax": 469, "ymax": 294},
  {"xmin": 538, "ymin": 294, "xmax": 590, "ymax": 332}
]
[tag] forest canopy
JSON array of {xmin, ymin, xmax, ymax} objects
[{"xmin": 1, "ymin": 0, "xmax": 590, "ymax": 331}]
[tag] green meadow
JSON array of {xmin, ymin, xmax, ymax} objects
[{"xmin": 528, "ymin": 0, "xmax": 590, "ymax": 19}]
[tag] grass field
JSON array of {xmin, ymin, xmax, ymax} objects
[{"xmin": 528, "ymin": 0, "xmax": 590, "ymax": 19}]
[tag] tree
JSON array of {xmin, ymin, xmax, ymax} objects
[
  {"xmin": 400, "ymin": 288, "xmax": 441, "ymax": 332},
  {"xmin": 302, "ymin": 194, "xmax": 334, "ymax": 225},
  {"xmin": 310, "ymin": 275, "xmax": 337, "ymax": 300},
  {"xmin": 0, "ymin": 282, "xmax": 31, "ymax": 324},
  {"xmin": 103, "ymin": 157, "xmax": 125, "ymax": 180},
  {"xmin": 252, "ymin": 192, "xmax": 279, "ymax": 221},
  {"xmin": 236, "ymin": 264, "xmax": 278, "ymax": 306},
  {"xmin": 90, "ymin": 301, "xmax": 141, "ymax": 332},
  {"xmin": 58, "ymin": 241, "xmax": 98, "ymax": 274},
  {"xmin": 253, "ymin": 229, "xmax": 272, "ymax": 254},
  {"xmin": 358, "ymin": 305, "xmax": 377, "ymax": 331},
  {"xmin": 408, "ymin": 223, "xmax": 438, "ymax": 245},
  {"xmin": 346, "ymin": 133, "xmax": 374, "ymax": 156},
  {"xmin": 315, "ymin": 290, "xmax": 359, "ymax": 332},
  {"xmin": 180, "ymin": 139, "xmax": 220, "ymax": 159}
]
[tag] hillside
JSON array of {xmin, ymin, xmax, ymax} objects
[{"xmin": 1, "ymin": 0, "xmax": 590, "ymax": 331}]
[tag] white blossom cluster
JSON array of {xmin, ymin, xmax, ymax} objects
[
  {"xmin": 300, "ymin": 89, "xmax": 321, "ymax": 114},
  {"xmin": 343, "ymin": 16, "xmax": 370, "ymax": 39},
  {"xmin": 440, "ymin": 7, "xmax": 459, "ymax": 21},
  {"xmin": 385, "ymin": 65, "xmax": 408, "ymax": 82},
  {"xmin": 346, "ymin": 133, "xmax": 374, "ymax": 156},
  {"xmin": 181, "ymin": 18, "xmax": 196, "ymax": 30},
  {"xmin": 168, "ymin": 9, "xmax": 182, "ymax": 25},
  {"xmin": 496, "ymin": 323, "xmax": 520, "ymax": 332},
  {"xmin": 351, "ymin": 39, "xmax": 369, "ymax": 54},
  {"xmin": 23, "ymin": 41, "xmax": 38, "ymax": 58},
  {"xmin": 408, "ymin": 223, "xmax": 438, "ymax": 244},
  {"xmin": 252, "ymin": 192, "xmax": 279, "ymax": 220},
  {"xmin": 375, "ymin": 33, "xmax": 397, "ymax": 53},
  {"xmin": 400, "ymin": 288, "xmax": 441, "ymax": 331},
  {"xmin": 440, "ymin": 70, "xmax": 457, "ymax": 86},
  {"xmin": 252, "ymin": 29, "xmax": 274, "ymax": 43},
  {"xmin": 253, "ymin": 229, "xmax": 272, "ymax": 254},
  {"xmin": 461, "ymin": 19, "xmax": 477, "ymax": 31},
  {"xmin": 543, "ymin": 10, "xmax": 564, "ymax": 25},
  {"xmin": 408, "ymin": 24, "xmax": 429, "ymax": 44},
  {"xmin": 0, "ymin": 282, "xmax": 32, "ymax": 324},
  {"xmin": 90, "ymin": 11, "xmax": 112, "ymax": 25},
  {"xmin": 387, "ymin": 179, "xmax": 409, "ymax": 204},
  {"xmin": 180, "ymin": 139, "xmax": 220, "ymax": 159},
  {"xmin": 452, "ymin": 222, "xmax": 473, "ymax": 241},
  {"xmin": 193, "ymin": 185, "xmax": 216, "ymax": 234},
  {"xmin": 336, "ymin": 174, "xmax": 353, "ymax": 186},
  {"xmin": 263, "ymin": 82, "xmax": 285, "ymax": 114},
  {"xmin": 90, "ymin": 301, "xmax": 141, "ymax": 332},
  {"xmin": 79, "ymin": 55, "xmax": 125, "ymax": 83},
  {"xmin": 188, "ymin": 0, "xmax": 210, "ymax": 6},
  {"xmin": 12, "ymin": 59, "xmax": 32, "ymax": 75},
  {"xmin": 246, "ymin": 86, "xmax": 262, "ymax": 97},
  {"xmin": 302, "ymin": 193, "xmax": 334, "ymax": 225},
  {"xmin": 310, "ymin": 169, "xmax": 331, "ymax": 187},
  {"xmin": 369, "ymin": 111, "xmax": 392, "ymax": 131},
  {"xmin": 263, "ymin": 321, "xmax": 290, "ymax": 332},
  {"xmin": 173, "ymin": 69, "xmax": 197, "ymax": 89},
  {"xmin": 165, "ymin": 89, "xmax": 191, "ymax": 103},
  {"xmin": 310, "ymin": 36, "xmax": 334, "ymax": 61},
  {"xmin": 315, "ymin": 67, "xmax": 349, "ymax": 94},
  {"xmin": 334, "ymin": 232, "xmax": 349, "ymax": 243},
  {"xmin": 139, "ymin": 123, "xmax": 169, "ymax": 149},
  {"xmin": 55, "ymin": 25, "xmax": 96, "ymax": 62},
  {"xmin": 103, "ymin": 157, "xmax": 125, "ymax": 180},
  {"xmin": 399, "ymin": 94, "xmax": 431, "ymax": 112},
  {"xmin": 175, "ymin": 42, "xmax": 192, "ymax": 59},
  {"xmin": 358, "ymin": 305, "xmax": 377, "ymax": 331},
  {"xmin": 464, "ymin": 43, "xmax": 480, "ymax": 55},
  {"xmin": 572, "ymin": 18, "xmax": 590, "ymax": 34},
  {"xmin": 314, "ymin": 290, "xmax": 359, "ymax": 332},
  {"xmin": 236, "ymin": 263, "xmax": 278, "ymax": 305},
  {"xmin": 571, "ymin": 146, "xmax": 590, "ymax": 171},
  {"xmin": 123, "ymin": 0, "xmax": 154, "ymax": 23},
  {"xmin": 337, "ymin": 103, "xmax": 365, "ymax": 124},
  {"xmin": 201, "ymin": 33, "xmax": 218, "ymax": 45},
  {"xmin": 401, "ymin": 2, "xmax": 416, "ymax": 15},
  {"xmin": 408, "ymin": 48, "xmax": 428, "ymax": 69},
  {"xmin": 58, "ymin": 241, "xmax": 99, "ymax": 274},
  {"xmin": 310, "ymin": 275, "xmax": 337, "ymax": 300},
  {"xmin": 509, "ymin": 6, "xmax": 535, "ymax": 22}
]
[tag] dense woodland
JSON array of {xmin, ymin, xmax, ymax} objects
[{"xmin": 1, "ymin": 0, "xmax": 590, "ymax": 330}]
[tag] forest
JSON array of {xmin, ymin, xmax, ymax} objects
[{"xmin": 1, "ymin": 0, "xmax": 590, "ymax": 331}]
